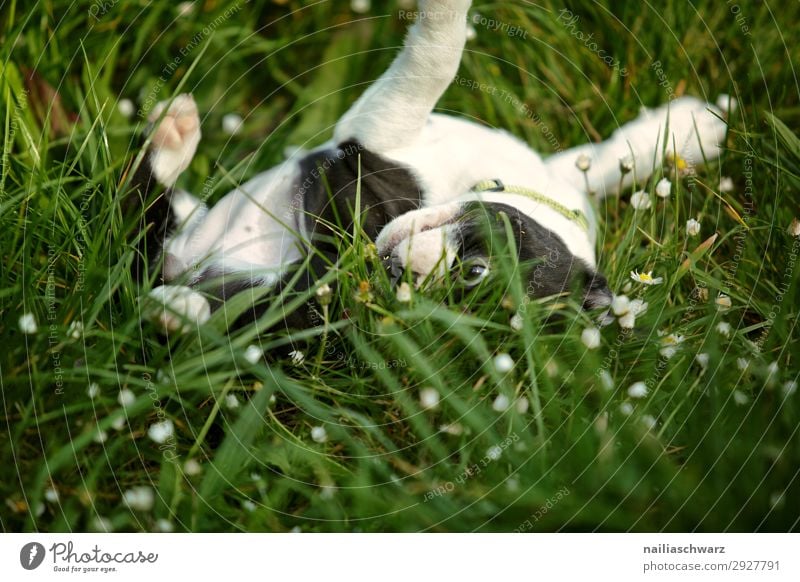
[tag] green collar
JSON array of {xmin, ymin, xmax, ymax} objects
[{"xmin": 472, "ymin": 178, "xmax": 589, "ymax": 232}]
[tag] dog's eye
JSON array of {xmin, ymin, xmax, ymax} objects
[{"xmin": 459, "ymin": 257, "xmax": 490, "ymax": 287}]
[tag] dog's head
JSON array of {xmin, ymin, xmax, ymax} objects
[{"xmin": 376, "ymin": 200, "xmax": 612, "ymax": 309}]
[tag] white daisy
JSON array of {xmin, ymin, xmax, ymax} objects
[
  {"xmin": 123, "ymin": 486, "xmax": 155, "ymax": 512},
  {"xmin": 655, "ymin": 178, "xmax": 672, "ymax": 198},
  {"xmin": 627, "ymin": 381, "xmax": 649, "ymax": 399},
  {"xmin": 147, "ymin": 419, "xmax": 174, "ymax": 444},
  {"xmin": 419, "ymin": 387, "xmax": 440, "ymax": 410},
  {"xmin": 630, "ymin": 190, "xmax": 652, "ymax": 210},
  {"xmin": 630, "ymin": 270, "xmax": 663, "ymax": 285},
  {"xmin": 19, "ymin": 312, "xmax": 38, "ymax": 334},
  {"xmin": 310, "ymin": 425, "xmax": 328, "ymax": 443},
  {"xmin": 686, "ymin": 218, "xmax": 701, "ymax": 237},
  {"xmin": 581, "ymin": 327, "xmax": 601, "ymax": 349},
  {"xmin": 493, "ymin": 353, "xmax": 514, "ymax": 373}
]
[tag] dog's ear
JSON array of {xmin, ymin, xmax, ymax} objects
[{"xmin": 582, "ymin": 270, "xmax": 613, "ymax": 309}]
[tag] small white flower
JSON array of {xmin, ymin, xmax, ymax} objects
[
  {"xmin": 611, "ymin": 294, "xmax": 630, "ymax": 315},
  {"xmin": 44, "ymin": 487, "xmax": 59, "ymax": 503},
  {"xmin": 630, "ymin": 190, "xmax": 652, "ymax": 210},
  {"xmin": 110, "ymin": 416, "xmax": 126, "ymax": 431},
  {"xmin": 629, "ymin": 298, "xmax": 649, "ymax": 316},
  {"xmin": 598, "ymin": 369, "xmax": 614, "ymax": 391},
  {"xmin": 788, "ymin": 218, "xmax": 800, "ymax": 237},
  {"xmin": 87, "ymin": 382, "xmax": 100, "ymax": 399},
  {"xmin": 737, "ymin": 357, "xmax": 750, "ymax": 371},
  {"xmin": 319, "ymin": 485, "xmax": 335, "ymax": 500},
  {"xmin": 224, "ymin": 394, "xmax": 240, "ymax": 410},
  {"xmin": 117, "ymin": 98, "xmax": 134, "ymax": 118},
  {"xmin": 117, "ymin": 389, "xmax": 136, "ymax": 408},
  {"xmin": 575, "ymin": 153, "xmax": 592, "ymax": 172},
  {"xmin": 662, "ymin": 333, "xmax": 684, "ymax": 346},
  {"xmin": 715, "ymin": 94, "xmax": 738, "ymax": 115},
  {"xmin": 310, "ymin": 425, "xmax": 328, "ymax": 443},
  {"xmin": 655, "ymin": 178, "xmax": 672, "ymax": 198},
  {"xmin": 154, "ymin": 518, "xmax": 174, "ymax": 532},
  {"xmin": 439, "ymin": 423, "xmax": 464, "ymax": 436},
  {"xmin": 510, "ymin": 313, "xmax": 524, "ymax": 331},
  {"xmin": 221, "ymin": 113, "xmax": 243, "ymax": 135},
  {"xmin": 486, "ymin": 445, "xmax": 503, "ymax": 461},
  {"xmin": 719, "ymin": 176, "xmax": 735, "ymax": 193},
  {"xmin": 515, "ymin": 397, "xmax": 530, "ymax": 414},
  {"xmin": 93, "ymin": 429, "xmax": 108, "ymax": 444},
  {"xmin": 492, "ymin": 394, "xmax": 511, "ymax": 412},
  {"xmin": 244, "ymin": 344, "xmax": 262, "ymax": 364},
  {"xmin": 619, "ymin": 155, "xmax": 634, "ymax": 174},
  {"xmin": 695, "ymin": 353, "xmax": 710, "ymax": 368},
  {"xmin": 147, "ymin": 419, "xmax": 174, "ymax": 444},
  {"xmin": 315, "ymin": 282, "xmax": 332, "ymax": 305},
  {"xmin": 766, "ymin": 361, "xmax": 779, "ymax": 377},
  {"xmin": 123, "ymin": 486, "xmax": 155, "ymax": 512},
  {"xmin": 619, "ymin": 402, "xmax": 634, "ymax": 416},
  {"xmin": 618, "ymin": 311, "xmax": 636, "ymax": 329},
  {"xmin": 716, "ymin": 321, "xmax": 732, "ymax": 337},
  {"xmin": 465, "ymin": 24, "xmax": 477, "ymax": 41},
  {"xmin": 597, "ymin": 310, "xmax": 616, "ymax": 327},
  {"xmin": 640, "ymin": 415, "xmax": 657, "ymax": 430},
  {"xmin": 733, "ymin": 390, "xmax": 749, "ymax": 405},
  {"xmin": 68, "ymin": 321, "xmax": 84, "ymax": 339},
  {"xmin": 242, "ymin": 499, "xmax": 257, "ymax": 512},
  {"xmin": 289, "ymin": 350, "xmax": 305, "ymax": 366},
  {"xmin": 782, "ymin": 381, "xmax": 797, "ymax": 397},
  {"xmin": 627, "ymin": 381, "xmax": 649, "ymax": 399},
  {"xmin": 350, "ymin": 0, "xmax": 370, "ymax": 13},
  {"xmin": 396, "ymin": 281, "xmax": 412, "ymax": 303},
  {"xmin": 630, "ymin": 270, "xmax": 663, "ymax": 285},
  {"xmin": 183, "ymin": 459, "xmax": 202, "ymax": 476},
  {"xmin": 419, "ymin": 387, "xmax": 440, "ymax": 410},
  {"xmin": 493, "ymin": 353, "xmax": 514, "ymax": 373},
  {"xmin": 90, "ymin": 516, "xmax": 113, "ymax": 532},
  {"xmin": 176, "ymin": 2, "xmax": 195, "ymax": 17},
  {"xmin": 715, "ymin": 294, "xmax": 732, "ymax": 310},
  {"xmin": 19, "ymin": 312, "xmax": 38, "ymax": 334},
  {"xmin": 581, "ymin": 327, "xmax": 601, "ymax": 349},
  {"xmin": 686, "ymin": 218, "xmax": 701, "ymax": 237}
]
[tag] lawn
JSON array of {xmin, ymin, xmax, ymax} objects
[{"xmin": 1, "ymin": 0, "xmax": 799, "ymax": 532}]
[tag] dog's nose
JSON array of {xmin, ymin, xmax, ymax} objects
[{"xmin": 382, "ymin": 253, "xmax": 406, "ymax": 286}]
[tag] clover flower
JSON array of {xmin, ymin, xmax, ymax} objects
[{"xmin": 493, "ymin": 353, "xmax": 514, "ymax": 373}]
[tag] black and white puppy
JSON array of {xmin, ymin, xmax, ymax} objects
[{"xmin": 129, "ymin": 0, "xmax": 727, "ymax": 335}]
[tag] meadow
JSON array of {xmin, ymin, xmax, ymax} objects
[{"xmin": 1, "ymin": 0, "xmax": 799, "ymax": 532}]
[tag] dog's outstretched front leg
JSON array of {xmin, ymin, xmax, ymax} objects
[{"xmin": 334, "ymin": 0, "xmax": 472, "ymax": 153}]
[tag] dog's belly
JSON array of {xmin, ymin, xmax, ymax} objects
[{"xmin": 164, "ymin": 162, "xmax": 303, "ymax": 284}]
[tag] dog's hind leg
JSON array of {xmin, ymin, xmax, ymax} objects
[
  {"xmin": 333, "ymin": 0, "xmax": 472, "ymax": 153},
  {"xmin": 546, "ymin": 96, "xmax": 728, "ymax": 197}
]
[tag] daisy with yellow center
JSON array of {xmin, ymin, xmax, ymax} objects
[{"xmin": 630, "ymin": 270, "xmax": 663, "ymax": 285}]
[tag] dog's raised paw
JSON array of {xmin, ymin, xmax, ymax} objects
[
  {"xmin": 147, "ymin": 94, "xmax": 201, "ymax": 186},
  {"xmin": 142, "ymin": 284, "xmax": 210, "ymax": 335}
]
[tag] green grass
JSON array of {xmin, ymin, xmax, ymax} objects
[{"xmin": 2, "ymin": 0, "xmax": 799, "ymax": 532}]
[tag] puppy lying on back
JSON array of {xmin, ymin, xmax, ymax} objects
[{"xmin": 128, "ymin": 0, "xmax": 727, "ymax": 336}]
